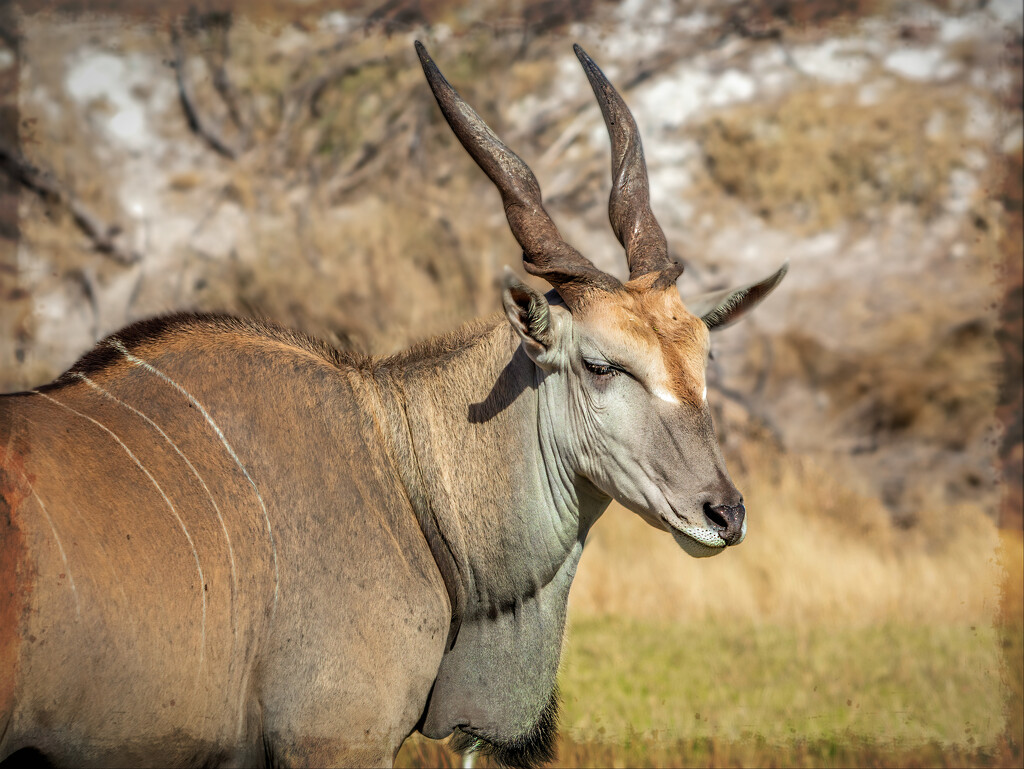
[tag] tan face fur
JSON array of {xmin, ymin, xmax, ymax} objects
[
  {"xmin": 575, "ymin": 280, "xmax": 712, "ymax": 409},
  {"xmin": 507, "ymin": 276, "xmax": 741, "ymax": 559}
]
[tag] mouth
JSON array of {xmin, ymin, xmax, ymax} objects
[{"xmin": 661, "ymin": 514, "xmax": 727, "ymax": 558}]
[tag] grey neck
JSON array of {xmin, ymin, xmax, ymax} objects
[{"xmin": 372, "ymin": 317, "xmax": 608, "ymax": 745}]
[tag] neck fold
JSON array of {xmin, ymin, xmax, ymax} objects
[{"xmin": 370, "ymin": 316, "xmax": 605, "ymax": 747}]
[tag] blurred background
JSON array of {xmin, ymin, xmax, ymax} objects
[{"xmin": 0, "ymin": 0, "xmax": 1020, "ymax": 766}]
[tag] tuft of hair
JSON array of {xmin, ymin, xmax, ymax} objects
[
  {"xmin": 377, "ymin": 314, "xmax": 507, "ymax": 371},
  {"xmin": 700, "ymin": 263, "xmax": 788, "ymax": 330},
  {"xmin": 449, "ymin": 687, "xmax": 560, "ymax": 769},
  {"xmin": 700, "ymin": 290, "xmax": 747, "ymax": 329}
]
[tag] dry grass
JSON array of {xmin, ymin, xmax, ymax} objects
[
  {"xmin": 697, "ymin": 81, "xmax": 985, "ymax": 232},
  {"xmin": 998, "ymin": 529, "xmax": 1024, "ymax": 749},
  {"xmin": 769, "ymin": 317, "xmax": 1000, "ymax": 450},
  {"xmin": 555, "ymin": 442, "xmax": 1017, "ymax": 762},
  {"xmin": 571, "ymin": 437, "xmax": 1002, "ymax": 627},
  {"xmin": 734, "ymin": 203, "xmax": 1003, "ymax": 517}
]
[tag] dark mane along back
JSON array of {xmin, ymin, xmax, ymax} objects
[
  {"xmin": 37, "ymin": 312, "xmax": 364, "ymax": 393},
  {"xmin": 377, "ymin": 314, "xmax": 507, "ymax": 372},
  {"xmin": 20, "ymin": 309, "xmax": 509, "ymax": 397}
]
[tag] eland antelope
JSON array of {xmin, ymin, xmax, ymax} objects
[{"xmin": 0, "ymin": 43, "xmax": 787, "ymax": 768}]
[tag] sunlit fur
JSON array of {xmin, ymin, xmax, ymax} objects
[{"xmin": 575, "ymin": 281, "xmax": 711, "ymax": 408}]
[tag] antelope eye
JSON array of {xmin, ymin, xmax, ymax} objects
[{"xmin": 583, "ymin": 359, "xmax": 617, "ymax": 377}]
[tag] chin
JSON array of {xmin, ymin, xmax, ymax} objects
[{"xmin": 671, "ymin": 531, "xmax": 727, "ymax": 558}]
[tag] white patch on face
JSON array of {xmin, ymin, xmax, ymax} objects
[
  {"xmin": 671, "ymin": 527, "xmax": 726, "ymax": 558},
  {"xmin": 681, "ymin": 523, "xmax": 725, "ymax": 546},
  {"xmin": 701, "ymin": 383, "xmax": 707, "ymax": 401},
  {"xmin": 653, "ymin": 385, "xmax": 679, "ymax": 404}
]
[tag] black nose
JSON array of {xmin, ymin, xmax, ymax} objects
[{"xmin": 703, "ymin": 502, "xmax": 745, "ymax": 545}]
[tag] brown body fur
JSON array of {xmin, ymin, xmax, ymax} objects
[
  {"xmin": 0, "ymin": 41, "xmax": 788, "ymax": 768},
  {"xmin": 0, "ymin": 314, "xmax": 452, "ymax": 767}
]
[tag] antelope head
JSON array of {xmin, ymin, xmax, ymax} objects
[{"xmin": 417, "ymin": 43, "xmax": 787, "ymax": 557}]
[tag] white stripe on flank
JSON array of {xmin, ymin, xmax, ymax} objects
[
  {"xmin": 26, "ymin": 479, "xmax": 82, "ymax": 620},
  {"xmin": 78, "ymin": 374, "xmax": 239, "ymax": 643},
  {"xmin": 34, "ymin": 389, "xmax": 207, "ymax": 673},
  {"xmin": 110, "ymin": 340, "xmax": 280, "ymax": 624}
]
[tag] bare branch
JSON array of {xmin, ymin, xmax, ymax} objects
[
  {"xmin": 326, "ymin": 102, "xmax": 417, "ymax": 200},
  {"xmin": 171, "ymin": 23, "xmax": 238, "ymax": 160},
  {"xmin": 709, "ymin": 375, "xmax": 781, "ymax": 442},
  {"xmin": 0, "ymin": 143, "xmax": 140, "ymax": 265},
  {"xmin": 0, "ymin": 23, "xmax": 18, "ymax": 52},
  {"xmin": 204, "ymin": 13, "xmax": 249, "ymax": 138},
  {"xmin": 276, "ymin": 54, "xmax": 394, "ymax": 149}
]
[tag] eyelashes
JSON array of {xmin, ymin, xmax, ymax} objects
[
  {"xmin": 583, "ymin": 358, "xmax": 633, "ymax": 378},
  {"xmin": 583, "ymin": 359, "xmax": 616, "ymax": 377}
]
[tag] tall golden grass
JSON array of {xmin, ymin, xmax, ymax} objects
[{"xmin": 571, "ymin": 438, "xmax": 1002, "ymax": 627}]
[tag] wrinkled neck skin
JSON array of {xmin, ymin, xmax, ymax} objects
[{"xmin": 376, "ymin": 315, "xmax": 609, "ymax": 755}]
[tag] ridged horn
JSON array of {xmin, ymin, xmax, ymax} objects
[
  {"xmin": 574, "ymin": 44, "xmax": 683, "ymax": 287},
  {"xmin": 416, "ymin": 41, "xmax": 622, "ymax": 306}
]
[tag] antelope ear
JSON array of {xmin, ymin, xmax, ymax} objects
[
  {"xmin": 682, "ymin": 261, "xmax": 789, "ymax": 332},
  {"xmin": 501, "ymin": 268, "xmax": 560, "ymax": 370}
]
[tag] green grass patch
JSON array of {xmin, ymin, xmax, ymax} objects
[
  {"xmin": 558, "ymin": 615, "xmax": 1007, "ymax": 748},
  {"xmin": 398, "ymin": 615, "xmax": 1017, "ymax": 767},
  {"xmin": 398, "ymin": 730, "xmax": 1020, "ymax": 769}
]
